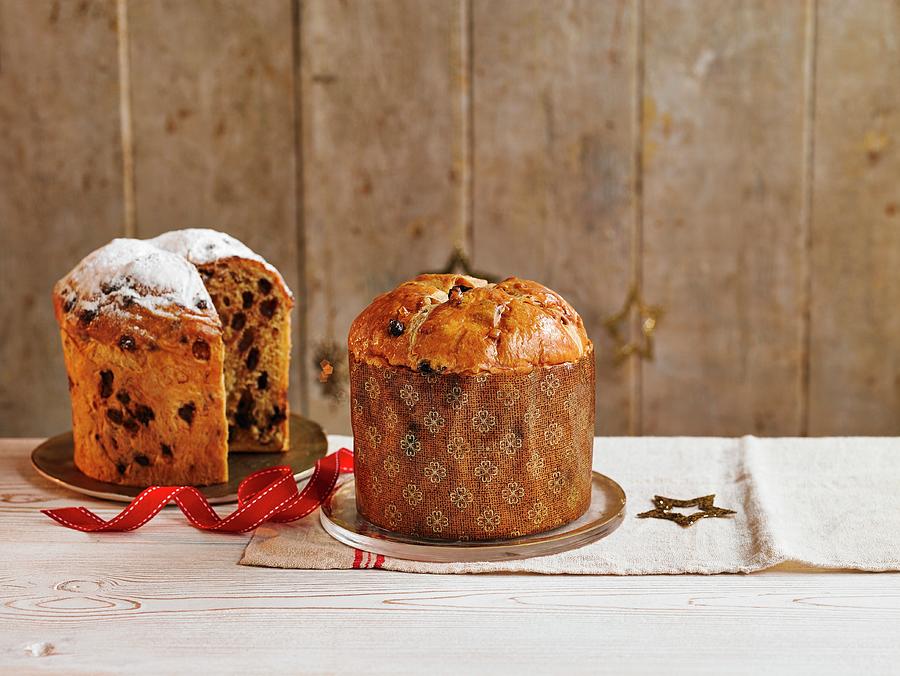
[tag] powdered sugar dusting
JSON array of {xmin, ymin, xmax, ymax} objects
[
  {"xmin": 60, "ymin": 238, "xmax": 214, "ymax": 319},
  {"xmin": 148, "ymin": 228, "xmax": 290, "ymax": 297}
]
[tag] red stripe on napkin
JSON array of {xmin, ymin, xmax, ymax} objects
[{"xmin": 42, "ymin": 448, "xmax": 355, "ymax": 534}]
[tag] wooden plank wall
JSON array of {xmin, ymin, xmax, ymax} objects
[
  {"xmin": 1, "ymin": 0, "xmax": 898, "ymax": 438},
  {"xmin": 0, "ymin": 0, "xmax": 124, "ymax": 437},
  {"xmin": 809, "ymin": 0, "xmax": 900, "ymax": 435},
  {"xmin": 640, "ymin": 0, "xmax": 808, "ymax": 435},
  {"xmin": 301, "ymin": 0, "xmax": 465, "ymax": 429},
  {"xmin": 471, "ymin": 0, "xmax": 636, "ymax": 435}
]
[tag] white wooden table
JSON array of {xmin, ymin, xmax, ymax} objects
[{"xmin": 2, "ymin": 438, "xmax": 899, "ymax": 675}]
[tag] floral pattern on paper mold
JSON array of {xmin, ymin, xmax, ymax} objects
[{"xmin": 350, "ymin": 354, "xmax": 595, "ymax": 540}]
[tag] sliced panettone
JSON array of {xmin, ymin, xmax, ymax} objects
[
  {"xmin": 149, "ymin": 229, "xmax": 293, "ymax": 451},
  {"xmin": 53, "ymin": 229, "xmax": 295, "ymax": 487},
  {"xmin": 53, "ymin": 238, "xmax": 229, "ymax": 486}
]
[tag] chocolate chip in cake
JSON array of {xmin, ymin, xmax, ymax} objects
[
  {"xmin": 134, "ymin": 405, "xmax": 155, "ymax": 425},
  {"xmin": 257, "ymin": 371, "xmax": 269, "ymax": 390},
  {"xmin": 235, "ymin": 390, "xmax": 255, "ymax": 429},
  {"xmin": 116, "ymin": 390, "xmax": 131, "ymax": 405},
  {"xmin": 223, "ymin": 296, "xmax": 232, "ymax": 307},
  {"xmin": 238, "ymin": 329, "xmax": 255, "ymax": 353},
  {"xmin": 123, "ymin": 418, "xmax": 140, "ymax": 434},
  {"xmin": 106, "ymin": 408, "xmax": 124, "ymax": 425},
  {"xmin": 79, "ymin": 309, "xmax": 96, "ymax": 326},
  {"xmin": 161, "ymin": 443, "xmax": 173, "ymax": 458},
  {"xmin": 257, "ymin": 278, "xmax": 273, "ymax": 295},
  {"xmin": 235, "ymin": 412, "xmax": 254, "ymax": 430},
  {"xmin": 118, "ymin": 335, "xmax": 137, "ymax": 351},
  {"xmin": 134, "ymin": 454, "xmax": 151, "ymax": 466},
  {"xmin": 180, "ymin": 335, "xmax": 188, "ymax": 344},
  {"xmin": 451, "ymin": 284, "xmax": 473, "ymax": 294},
  {"xmin": 196, "ymin": 299, "xmax": 208, "ymax": 310},
  {"xmin": 120, "ymin": 296, "xmax": 135, "ymax": 308},
  {"xmin": 388, "ymin": 319, "xmax": 405, "ymax": 336},
  {"xmin": 63, "ymin": 296, "xmax": 76, "ymax": 313},
  {"xmin": 418, "ymin": 360, "xmax": 434, "ymax": 374},
  {"xmin": 178, "ymin": 402, "xmax": 196, "ymax": 425},
  {"xmin": 100, "ymin": 280, "xmax": 122, "ymax": 294},
  {"xmin": 100, "ymin": 371, "xmax": 114, "ymax": 399},
  {"xmin": 260, "ymin": 298, "xmax": 278, "ymax": 318},
  {"xmin": 192, "ymin": 339, "xmax": 211, "ymax": 361},
  {"xmin": 116, "ymin": 462, "xmax": 126, "ymax": 475},
  {"xmin": 246, "ymin": 347, "xmax": 260, "ymax": 371},
  {"xmin": 231, "ymin": 312, "xmax": 246, "ymax": 331},
  {"xmin": 242, "ymin": 291, "xmax": 254, "ymax": 309},
  {"xmin": 269, "ymin": 406, "xmax": 287, "ymax": 426}
]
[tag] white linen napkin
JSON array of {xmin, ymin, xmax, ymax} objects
[{"xmin": 240, "ymin": 435, "xmax": 900, "ymax": 574}]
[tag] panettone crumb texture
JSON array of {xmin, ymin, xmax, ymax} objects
[{"xmin": 199, "ymin": 260, "xmax": 291, "ymax": 451}]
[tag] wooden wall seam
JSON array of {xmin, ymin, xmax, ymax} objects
[
  {"xmin": 300, "ymin": 0, "xmax": 465, "ymax": 432},
  {"xmin": 798, "ymin": 0, "xmax": 819, "ymax": 437},
  {"xmin": 471, "ymin": 0, "xmax": 636, "ymax": 435},
  {"xmin": 292, "ymin": 0, "xmax": 309, "ymax": 415},
  {"xmin": 116, "ymin": 0, "xmax": 135, "ymax": 238},
  {"xmin": 461, "ymin": 0, "xmax": 474, "ymax": 257},
  {"xmin": 630, "ymin": 0, "xmax": 645, "ymax": 436}
]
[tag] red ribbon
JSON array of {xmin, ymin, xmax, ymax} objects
[{"xmin": 42, "ymin": 448, "xmax": 354, "ymax": 533}]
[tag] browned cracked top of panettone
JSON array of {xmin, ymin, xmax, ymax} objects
[{"xmin": 348, "ymin": 274, "xmax": 592, "ymax": 375}]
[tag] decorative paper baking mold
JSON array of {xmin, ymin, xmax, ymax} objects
[{"xmin": 349, "ymin": 355, "xmax": 595, "ymax": 540}]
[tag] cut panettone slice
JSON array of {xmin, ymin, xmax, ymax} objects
[
  {"xmin": 149, "ymin": 230, "xmax": 293, "ymax": 451},
  {"xmin": 53, "ymin": 239, "xmax": 229, "ymax": 486}
]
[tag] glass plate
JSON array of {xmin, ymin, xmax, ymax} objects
[
  {"xmin": 31, "ymin": 413, "xmax": 328, "ymax": 504},
  {"xmin": 320, "ymin": 472, "xmax": 626, "ymax": 563}
]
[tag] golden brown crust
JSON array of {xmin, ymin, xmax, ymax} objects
[
  {"xmin": 55, "ymin": 299, "xmax": 229, "ymax": 487},
  {"xmin": 348, "ymin": 274, "xmax": 591, "ymax": 375},
  {"xmin": 52, "ymin": 285, "xmax": 221, "ymax": 352}
]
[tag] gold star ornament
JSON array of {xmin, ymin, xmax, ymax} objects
[
  {"xmin": 637, "ymin": 495, "xmax": 736, "ymax": 527},
  {"xmin": 603, "ymin": 284, "xmax": 663, "ymax": 363}
]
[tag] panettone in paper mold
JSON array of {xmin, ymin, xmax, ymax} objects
[{"xmin": 348, "ymin": 274, "xmax": 595, "ymax": 540}]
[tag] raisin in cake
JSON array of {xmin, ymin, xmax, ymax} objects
[
  {"xmin": 53, "ymin": 230, "xmax": 293, "ymax": 487},
  {"xmin": 149, "ymin": 229, "xmax": 293, "ymax": 451},
  {"xmin": 348, "ymin": 275, "xmax": 595, "ymax": 540}
]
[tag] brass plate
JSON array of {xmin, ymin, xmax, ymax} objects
[
  {"xmin": 320, "ymin": 472, "xmax": 626, "ymax": 563},
  {"xmin": 31, "ymin": 413, "xmax": 328, "ymax": 505}
]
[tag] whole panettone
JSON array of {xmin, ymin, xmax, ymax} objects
[
  {"xmin": 53, "ymin": 230, "xmax": 293, "ymax": 487},
  {"xmin": 348, "ymin": 274, "xmax": 595, "ymax": 540}
]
